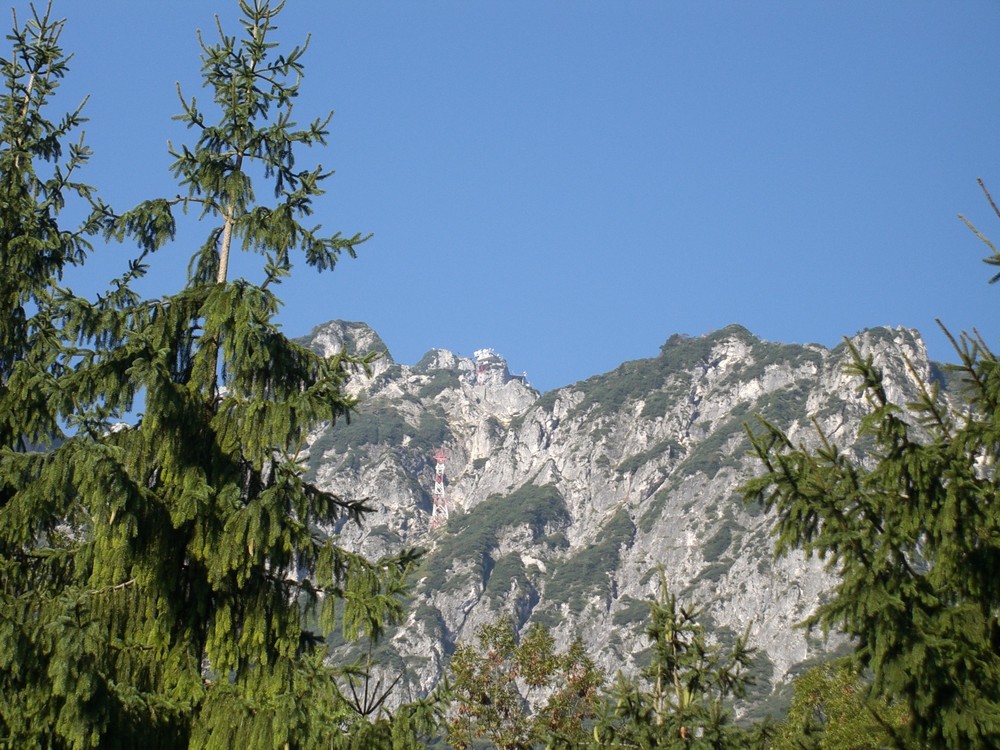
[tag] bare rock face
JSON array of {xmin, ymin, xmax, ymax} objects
[
  {"xmin": 300, "ymin": 321, "xmax": 944, "ymax": 712},
  {"xmin": 295, "ymin": 320, "xmax": 395, "ymax": 395}
]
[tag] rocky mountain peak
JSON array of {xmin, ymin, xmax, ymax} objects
[
  {"xmin": 296, "ymin": 320, "xmax": 395, "ymax": 394},
  {"xmin": 298, "ymin": 321, "xmax": 945, "ymax": 716}
]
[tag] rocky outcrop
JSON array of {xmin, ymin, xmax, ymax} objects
[{"xmin": 300, "ymin": 321, "xmax": 942, "ymax": 711}]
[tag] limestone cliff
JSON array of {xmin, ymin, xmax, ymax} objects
[{"xmin": 297, "ymin": 320, "xmax": 945, "ymax": 715}]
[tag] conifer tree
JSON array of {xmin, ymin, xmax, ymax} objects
[
  {"xmin": 744, "ymin": 180, "xmax": 1000, "ymax": 749},
  {"xmin": 0, "ymin": 2, "xmax": 420, "ymax": 747},
  {"xmin": 771, "ymin": 659, "xmax": 910, "ymax": 750},
  {"xmin": 592, "ymin": 573, "xmax": 755, "ymax": 750},
  {"xmin": 0, "ymin": 4, "xmax": 121, "ymax": 744}
]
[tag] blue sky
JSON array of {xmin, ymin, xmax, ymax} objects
[{"xmin": 18, "ymin": 1, "xmax": 1000, "ymax": 392}]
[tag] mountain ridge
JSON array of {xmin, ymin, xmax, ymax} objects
[{"xmin": 296, "ymin": 319, "xmax": 940, "ymax": 713}]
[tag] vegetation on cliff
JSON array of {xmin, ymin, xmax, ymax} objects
[{"xmin": 3, "ymin": 2, "xmax": 1000, "ymax": 748}]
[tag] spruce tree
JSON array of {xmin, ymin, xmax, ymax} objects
[
  {"xmin": 592, "ymin": 572, "xmax": 755, "ymax": 750},
  {"xmin": 0, "ymin": 4, "xmax": 120, "ymax": 745},
  {"xmin": 744, "ymin": 181, "xmax": 1000, "ymax": 749},
  {"xmin": 771, "ymin": 659, "xmax": 909, "ymax": 750},
  {"xmin": 0, "ymin": 2, "xmax": 419, "ymax": 747}
]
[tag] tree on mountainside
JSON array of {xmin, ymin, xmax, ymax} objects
[
  {"xmin": 592, "ymin": 572, "xmax": 759, "ymax": 750},
  {"xmin": 744, "ymin": 180, "xmax": 1000, "ymax": 749},
  {"xmin": 0, "ymin": 2, "xmax": 423, "ymax": 747},
  {"xmin": 770, "ymin": 659, "xmax": 909, "ymax": 750},
  {"xmin": 447, "ymin": 616, "xmax": 603, "ymax": 750}
]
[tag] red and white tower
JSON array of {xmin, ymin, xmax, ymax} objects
[{"xmin": 430, "ymin": 447, "xmax": 449, "ymax": 529}]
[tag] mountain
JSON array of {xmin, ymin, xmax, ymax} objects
[{"xmin": 296, "ymin": 320, "xmax": 945, "ymax": 715}]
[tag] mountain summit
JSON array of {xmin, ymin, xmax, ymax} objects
[{"xmin": 299, "ymin": 321, "xmax": 939, "ymax": 712}]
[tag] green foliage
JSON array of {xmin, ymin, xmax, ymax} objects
[
  {"xmin": 419, "ymin": 483, "xmax": 568, "ymax": 592},
  {"xmin": 734, "ymin": 652, "xmax": 778, "ymax": 726},
  {"xmin": 412, "ymin": 350, "xmax": 440, "ymax": 372},
  {"xmin": 702, "ymin": 522, "xmax": 734, "ymax": 563},
  {"xmin": 770, "ymin": 660, "xmax": 910, "ymax": 750},
  {"xmin": 367, "ymin": 523, "xmax": 403, "ymax": 545},
  {"xmin": 751, "ymin": 384, "xmax": 811, "ymax": 430},
  {"xmin": 638, "ymin": 484, "xmax": 675, "ymax": 533},
  {"xmin": 338, "ymin": 694, "xmax": 447, "ymax": 750},
  {"xmin": 544, "ymin": 507, "xmax": 634, "ymax": 613},
  {"xmin": 572, "ymin": 360, "xmax": 682, "ymax": 420},
  {"xmin": 691, "ymin": 561, "xmax": 731, "ymax": 587},
  {"xmin": 369, "ymin": 362, "xmax": 404, "ymax": 391},
  {"xmin": 639, "ymin": 378, "xmax": 697, "ymax": 419},
  {"xmin": 676, "ymin": 418, "xmax": 750, "ymax": 479},
  {"xmin": 540, "ymin": 530, "xmax": 570, "ymax": 550},
  {"xmin": 308, "ymin": 403, "xmax": 451, "ymax": 475},
  {"xmin": 418, "ymin": 369, "xmax": 463, "ymax": 400},
  {"xmin": 446, "ymin": 617, "xmax": 603, "ymax": 750},
  {"xmin": 719, "ymin": 341, "xmax": 823, "ymax": 388},
  {"xmin": 0, "ymin": 3, "xmax": 425, "ymax": 747},
  {"xmin": 416, "ymin": 410, "xmax": 453, "ymax": 449},
  {"xmin": 616, "ymin": 438, "xmax": 684, "ymax": 477},
  {"xmin": 744, "ymin": 190, "xmax": 1000, "ymax": 749},
  {"xmin": 612, "ymin": 596, "xmax": 652, "ymax": 627},
  {"xmin": 506, "ymin": 391, "xmax": 557, "ymax": 435},
  {"xmin": 483, "ymin": 553, "xmax": 531, "ymax": 604},
  {"xmin": 569, "ymin": 327, "xmax": 757, "ymax": 422},
  {"xmin": 593, "ymin": 571, "xmax": 757, "ymax": 749},
  {"xmin": 659, "ymin": 330, "xmax": 732, "ymax": 370},
  {"xmin": 313, "ymin": 408, "xmax": 405, "ymax": 456}
]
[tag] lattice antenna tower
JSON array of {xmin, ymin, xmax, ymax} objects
[{"xmin": 430, "ymin": 446, "xmax": 449, "ymax": 529}]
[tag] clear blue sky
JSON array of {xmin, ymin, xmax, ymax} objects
[{"xmin": 18, "ymin": 1, "xmax": 1000, "ymax": 392}]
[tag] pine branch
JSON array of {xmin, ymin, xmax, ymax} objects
[
  {"xmin": 86, "ymin": 578, "xmax": 137, "ymax": 596},
  {"xmin": 979, "ymin": 177, "xmax": 1000, "ymax": 221}
]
